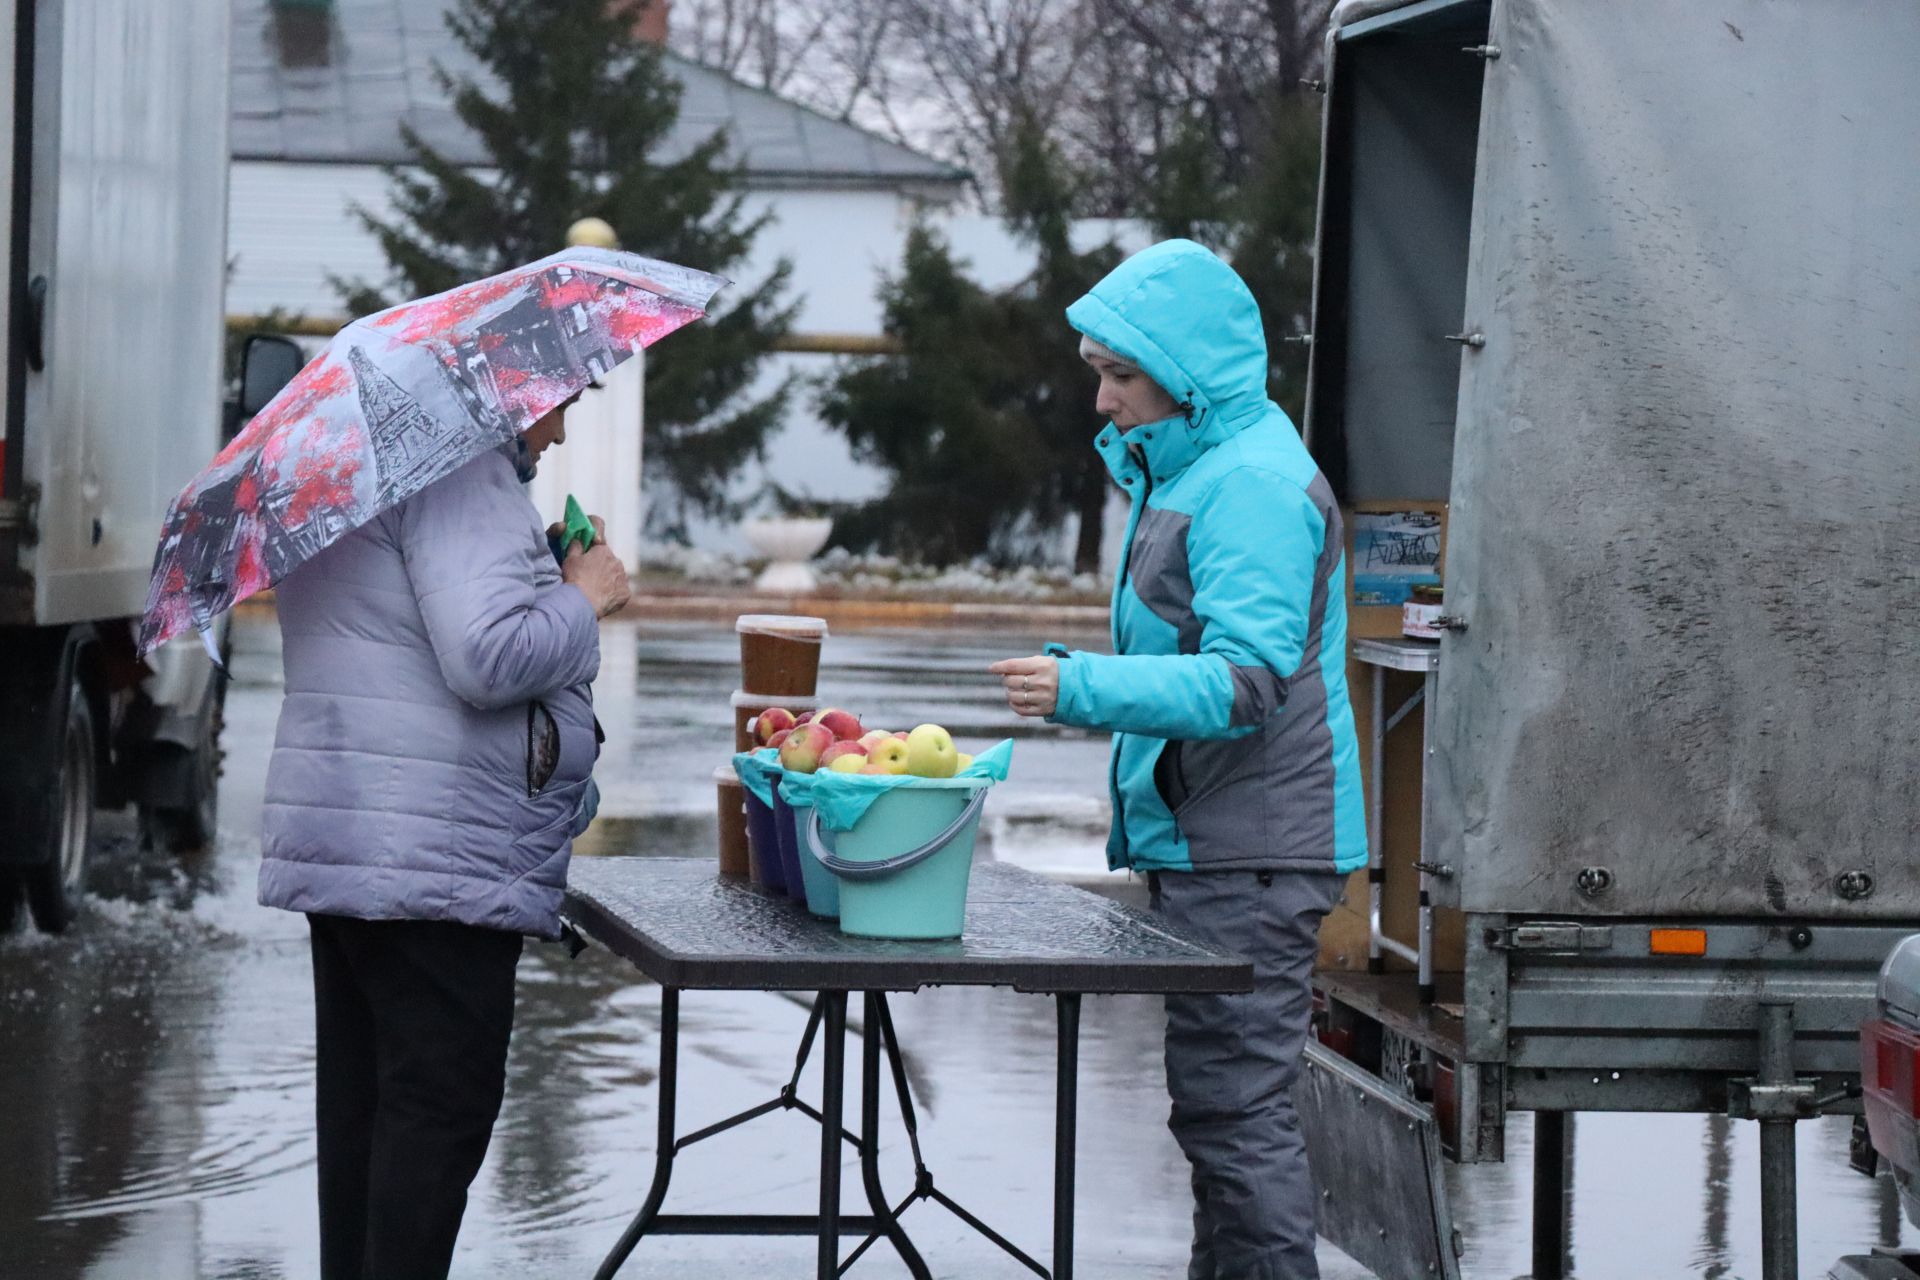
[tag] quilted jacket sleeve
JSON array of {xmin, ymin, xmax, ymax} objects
[
  {"xmin": 395, "ymin": 453, "xmax": 601, "ymax": 711},
  {"xmin": 1052, "ymin": 467, "xmax": 1323, "ymax": 740}
]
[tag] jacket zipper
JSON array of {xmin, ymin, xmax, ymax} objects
[{"xmin": 1111, "ymin": 444, "xmax": 1155, "ymax": 862}]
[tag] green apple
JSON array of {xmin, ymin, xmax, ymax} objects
[
  {"xmin": 827, "ymin": 752, "xmax": 869, "ymax": 773},
  {"xmin": 955, "ymin": 753, "xmax": 974, "ymax": 772},
  {"xmin": 867, "ymin": 738, "xmax": 910, "ymax": 775},
  {"xmin": 905, "ymin": 724, "xmax": 958, "ymax": 778}
]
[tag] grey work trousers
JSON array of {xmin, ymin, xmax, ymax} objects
[{"xmin": 1151, "ymin": 868, "xmax": 1344, "ymax": 1280}]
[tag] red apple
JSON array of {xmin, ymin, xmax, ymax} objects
[
  {"xmin": 767, "ymin": 727, "xmax": 792, "ymax": 750},
  {"xmin": 754, "ymin": 707, "xmax": 798, "ymax": 746},
  {"xmin": 818, "ymin": 740, "xmax": 869, "ymax": 769},
  {"xmin": 892, "ymin": 731, "xmax": 909, "ymax": 741},
  {"xmin": 859, "ymin": 762, "xmax": 892, "ymax": 775},
  {"xmin": 813, "ymin": 707, "xmax": 865, "ymax": 742},
  {"xmin": 777, "ymin": 723, "xmax": 835, "ymax": 773},
  {"xmin": 857, "ymin": 730, "xmax": 895, "ymax": 752}
]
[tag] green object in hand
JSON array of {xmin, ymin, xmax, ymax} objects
[{"xmin": 563, "ymin": 494, "xmax": 596, "ymax": 553}]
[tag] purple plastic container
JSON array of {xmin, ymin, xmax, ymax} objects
[
  {"xmin": 743, "ymin": 791, "xmax": 788, "ymax": 894},
  {"xmin": 769, "ymin": 790, "xmax": 808, "ymax": 898}
]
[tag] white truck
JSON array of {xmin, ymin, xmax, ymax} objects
[{"xmin": 0, "ymin": 0, "xmax": 295, "ymax": 932}]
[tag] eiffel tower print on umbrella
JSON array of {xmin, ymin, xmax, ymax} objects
[{"xmin": 139, "ymin": 248, "xmax": 724, "ymax": 655}]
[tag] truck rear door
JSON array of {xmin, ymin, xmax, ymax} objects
[
  {"xmin": 1428, "ymin": 0, "xmax": 1920, "ymax": 925},
  {"xmin": 14, "ymin": 0, "xmax": 230, "ymax": 627}
]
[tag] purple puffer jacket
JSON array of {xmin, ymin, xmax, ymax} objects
[{"xmin": 259, "ymin": 450, "xmax": 600, "ymax": 939}]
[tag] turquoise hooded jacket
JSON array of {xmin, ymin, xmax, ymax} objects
[{"xmin": 1053, "ymin": 240, "xmax": 1367, "ymax": 876}]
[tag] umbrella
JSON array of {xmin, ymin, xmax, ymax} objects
[{"xmin": 139, "ymin": 248, "xmax": 723, "ymax": 656}]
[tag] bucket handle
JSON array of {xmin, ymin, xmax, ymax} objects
[{"xmin": 805, "ymin": 787, "xmax": 990, "ymax": 882}]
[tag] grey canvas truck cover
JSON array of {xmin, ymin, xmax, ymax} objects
[{"xmin": 1309, "ymin": 0, "xmax": 1920, "ymax": 923}]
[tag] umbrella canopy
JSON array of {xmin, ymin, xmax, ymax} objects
[{"xmin": 140, "ymin": 248, "xmax": 722, "ymax": 655}]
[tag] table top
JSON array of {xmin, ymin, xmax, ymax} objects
[
  {"xmin": 563, "ymin": 857, "xmax": 1254, "ymax": 996},
  {"xmin": 1353, "ymin": 635, "xmax": 1442, "ymax": 672}
]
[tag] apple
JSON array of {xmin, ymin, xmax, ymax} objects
[
  {"xmin": 860, "ymin": 762, "xmax": 893, "ymax": 775},
  {"xmin": 892, "ymin": 731, "xmax": 909, "ymax": 741},
  {"xmin": 866, "ymin": 737, "xmax": 910, "ymax": 775},
  {"xmin": 905, "ymin": 724, "xmax": 958, "ymax": 778},
  {"xmin": 818, "ymin": 740, "xmax": 869, "ymax": 770},
  {"xmin": 828, "ymin": 753, "xmax": 870, "ymax": 773},
  {"xmin": 955, "ymin": 753, "xmax": 974, "ymax": 772},
  {"xmin": 754, "ymin": 707, "xmax": 797, "ymax": 746},
  {"xmin": 814, "ymin": 707, "xmax": 865, "ymax": 742},
  {"xmin": 795, "ymin": 711, "xmax": 815, "ymax": 724},
  {"xmin": 778, "ymin": 723, "xmax": 835, "ymax": 773},
  {"xmin": 767, "ymin": 727, "xmax": 793, "ymax": 750},
  {"xmin": 857, "ymin": 730, "xmax": 895, "ymax": 752}
]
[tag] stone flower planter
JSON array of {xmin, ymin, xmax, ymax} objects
[{"xmin": 742, "ymin": 517, "xmax": 833, "ymax": 595}]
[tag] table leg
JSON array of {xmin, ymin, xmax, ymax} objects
[
  {"xmin": 818, "ymin": 991, "xmax": 847, "ymax": 1279},
  {"xmin": 594, "ymin": 986, "xmax": 680, "ymax": 1280},
  {"xmin": 862, "ymin": 992, "xmax": 933, "ymax": 1278},
  {"xmin": 1054, "ymin": 991, "xmax": 1082, "ymax": 1280}
]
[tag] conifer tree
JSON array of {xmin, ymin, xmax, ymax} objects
[
  {"xmin": 335, "ymin": 0, "xmax": 796, "ymax": 532},
  {"xmin": 820, "ymin": 116, "xmax": 1120, "ymax": 572}
]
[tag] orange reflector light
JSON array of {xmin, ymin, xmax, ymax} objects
[{"xmin": 1649, "ymin": 928, "xmax": 1708, "ymax": 957}]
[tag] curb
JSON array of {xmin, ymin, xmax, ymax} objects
[
  {"xmin": 234, "ymin": 588, "xmax": 1110, "ymax": 631},
  {"xmin": 634, "ymin": 592, "xmax": 1110, "ymax": 630}
]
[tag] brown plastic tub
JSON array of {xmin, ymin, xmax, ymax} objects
[
  {"xmin": 737, "ymin": 614, "xmax": 829, "ymax": 698},
  {"xmin": 713, "ymin": 766, "xmax": 751, "ymax": 878},
  {"xmin": 730, "ymin": 690, "xmax": 821, "ymax": 753}
]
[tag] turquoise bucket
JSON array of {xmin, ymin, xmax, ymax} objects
[
  {"xmin": 806, "ymin": 784, "xmax": 989, "ymax": 940},
  {"xmin": 784, "ymin": 798, "xmax": 839, "ymax": 918}
]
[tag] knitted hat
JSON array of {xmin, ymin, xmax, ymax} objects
[{"xmin": 1078, "ymin": 334, "xmax": 1141, "ymax": 372}]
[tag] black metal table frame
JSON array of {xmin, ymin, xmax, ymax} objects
[{"xmin": 592, "ymin": 984, "xmax": 1084, "ymax": 1280}]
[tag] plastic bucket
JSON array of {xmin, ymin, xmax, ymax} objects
[
  {"xmin": 738, "ymin": 614, "xmax": 828, "ymax": 698},
  {"xmin": 714, "ymin": 767, "xmax": 751, "ymax": 878},
  {"xmin": 731, "ymin": 690, "xmax": 821, "ymax": 754},
  {"xmin": 768, "ymin": 790, "xmax": 810, "ymax": 907},
  {"xmin": 807, "ymin": 786, "xmax": 989, "ymax": 940},
  {"xmin": 785, "ymin": 800, "xmax": 839, "ymax": 918},
  {"xmin": 743, "ymin": 791, "xmax": 788, "ymax": 894}
]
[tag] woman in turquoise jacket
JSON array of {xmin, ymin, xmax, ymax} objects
[{"xmin": 993, "ymin": 240, "xmax": 1365, "ymax": 1280}]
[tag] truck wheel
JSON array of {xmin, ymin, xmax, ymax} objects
[
  {"xmin": 138, "ymin": 677, "xmax": 224, "ymax": 855},
  {"xmin": 24, "ymin": 680, "xmax": 97, "ymax": 933}
]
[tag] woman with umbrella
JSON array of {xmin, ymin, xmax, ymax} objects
[{"xmin": 141, "ymin": 249, "xmax": 722, "ymax": 1279}]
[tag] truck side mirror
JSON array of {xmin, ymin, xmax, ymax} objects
[{"xmin": 238, "ymin": 335, "xmax": 306, "ymax": 417}]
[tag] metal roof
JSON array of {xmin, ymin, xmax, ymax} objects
[{"xmin": 230, "ymin": 0, "xmax": 966, "ymax": 185}]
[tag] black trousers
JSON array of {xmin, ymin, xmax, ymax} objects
[{"xmin": 308, "ymin": 913, "xmax": 524, "ymax": 1280}]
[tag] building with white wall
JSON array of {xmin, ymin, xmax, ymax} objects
[{"xmin": 227, "ymin": 0, "xmax": 1138, "ymax": 565}]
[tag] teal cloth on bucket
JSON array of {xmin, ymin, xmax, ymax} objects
[
  {"xmin": 805, "ymin": 739, "xmax": 1014, "ymax": 832},
  {"xmin": 776, "ymin": 765, "xmax": 819, "ymax": 809},
  {"xmin": 732, "ymin": 748, "xmax": 783, "ymax": 807}
]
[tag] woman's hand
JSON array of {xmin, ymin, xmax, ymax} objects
[
  {"xmin": 562, "ymin": 515, "xmax": 630, "ymax": 619},
  {"xmin": 988, "ymin": 655, "xmax": 1059, "ymax": 718}
]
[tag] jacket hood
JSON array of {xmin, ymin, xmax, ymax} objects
[{"xmin": 1066, "ymin": 239, "xmax": 1273, "ymax": 445}]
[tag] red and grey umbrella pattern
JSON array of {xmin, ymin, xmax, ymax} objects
[{"xmin": 139, "ymin": 248, "xmax": 723, "ymax": 655}]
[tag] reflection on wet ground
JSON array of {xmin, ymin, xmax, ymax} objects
[{"xmin": 0, "ymin": 614, "xmax": 1910, "ymax": 1278}]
